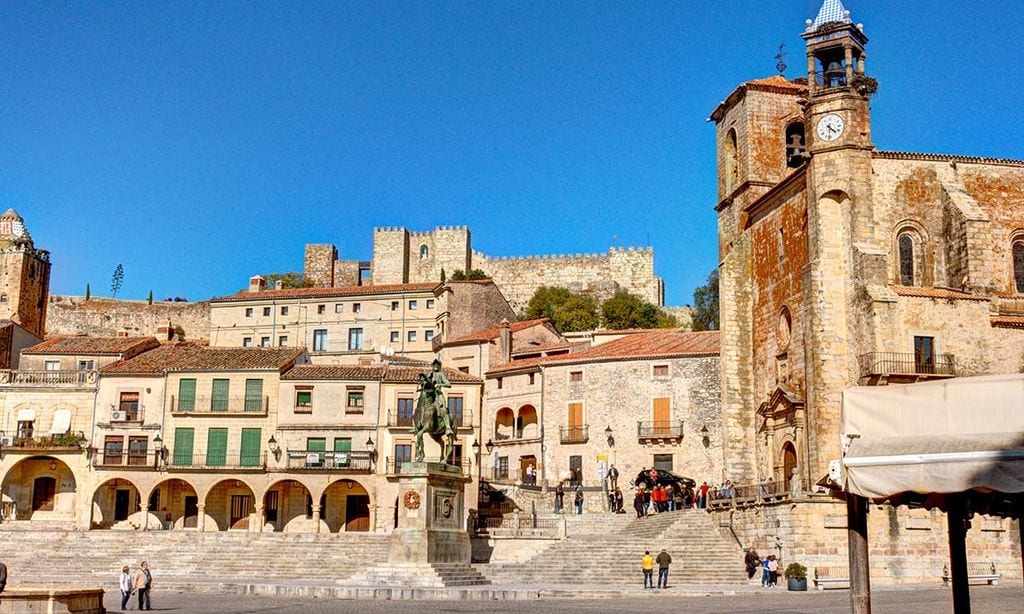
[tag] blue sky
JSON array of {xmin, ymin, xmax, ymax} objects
[{"xmin": 2, "ymin": 1, "xmax": 1021, "ymax": 306}]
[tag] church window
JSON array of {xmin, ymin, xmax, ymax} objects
[
  {"xmin": 785, "ymin": 123, "xmax": 805, "ymax": 168},
  {"xmin": 898, "ymin": 234, "xmax": 915, "ymax": 286},
  {"xmin": 1013, "ymin": 239, "xmax": 1024, "ymax": 293},
  {"xmin": 420, "ymin": 244, "xmax": 429, "ymax": 259},
  {"xmin": 724, "ymin": 129, "xmax": 738, "ymax": 192}
]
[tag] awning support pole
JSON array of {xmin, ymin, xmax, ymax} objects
[
  {"xmin": 847, "ymin": 494, "xmax": 871, "ymax": 614},
  {"xmin": 947, "ymin": 495, "xmax": 971, "ymax": 614}
]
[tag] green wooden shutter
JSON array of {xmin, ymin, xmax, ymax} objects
[
  {"xmin": 211, "ymin": 379, "xmax": 230, "ymax": 411},
  {"xmin": 240, "ymin": 428, "xmax": 262, "ymax": 467},
  {"xmin": 178, "ymin": 379, "xmax": 196, "ymax": 412},
  {"xmin": 206, "ymin": 428, "xmax": 228, "ymax": 466},
  {"xmin": 244, "ymin": 379, "xmax": 263, "ymax": 412},
  {"xmin": 172, "ymin": 428, "xmax": 194, "ymax": 466}
]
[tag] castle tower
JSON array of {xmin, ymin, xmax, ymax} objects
[
  {"xmin": 800, "ymin": 0, "xmax": 877, "ymax": 479},
  {"xmin": 0, "ymin": 209, "xmax": 51, "ymax": 337}
]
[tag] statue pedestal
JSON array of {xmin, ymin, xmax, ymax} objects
[
  {"xmin": 389, "ymin": 461, "xmax": 471, "ymax": 564},
  {"xmin": 348, "ymin": 461, "xmax": 487, "ymax": 587}
]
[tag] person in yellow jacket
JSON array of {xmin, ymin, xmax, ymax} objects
[{"xmin": 641, "ymin": 550, "xmax": 655, "ymax": 589}]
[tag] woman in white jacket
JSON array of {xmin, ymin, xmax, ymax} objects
[{"xmin": 119, "ymin": 565, "xmax": 133, "ymax": 610}]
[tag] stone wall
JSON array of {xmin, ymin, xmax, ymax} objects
[
  {"xmin": 46, "ymin": 296, "xmax": 210, "ymax": 342},
  {"xmin": 712, "ymin": 496, "xmax": 1022, "ymax": 585}
]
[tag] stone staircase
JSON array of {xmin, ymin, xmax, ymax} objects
[
  {"xmin": 478, "ymin": 510, "xmax": 747, "ymax": 585},
  {"xmin": 0, "ymin": 530, "xmax": 391, "ymax": 585}
]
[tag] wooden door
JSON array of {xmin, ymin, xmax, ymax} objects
[
  {"xmin": 653, "ymin": 398, "xmax": 671, "ymax": 435},
  {"xmin": 345, "ymin": 495, "xmax": 370, "ymax": 532},
  {"xmin": 114, "ymin": 489, "xmax": 130, "ymax": 521},
  {"xmin": 32, "ymin": 477, "xmax": 56, "ymax": 512}
]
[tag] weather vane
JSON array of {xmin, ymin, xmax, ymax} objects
[{"xmin": 775, "ymin": 43, "xmax": 787, "ymax": 74}]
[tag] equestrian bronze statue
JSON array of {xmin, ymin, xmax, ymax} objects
[{"xmin": 412, "ymin": 358, "xmax": 457, "ymax": 463}]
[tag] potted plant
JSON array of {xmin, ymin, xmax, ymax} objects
[{"xmin": 785, "ymin": 562, "xmax": 808, "ymax": 591}]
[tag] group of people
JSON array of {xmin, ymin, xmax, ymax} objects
[
  {"xmin": 117, "ymin": 561, "xmax": 154, "ymax": 611},
  {"xmin": 743, "ymin": 547, "xmax": 780, "ymax": 587},
  {"xmin": 640, "ymin": 549, "xmax": 673, "ymax": 589}
]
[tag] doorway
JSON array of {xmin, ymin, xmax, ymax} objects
[
  {"xmin": 114, "ymin": 489, "xmax": 130, "ymax": 521},
  {"xmin": 345, "ymin": 495, "xmax": 370, "ymax": 532}
]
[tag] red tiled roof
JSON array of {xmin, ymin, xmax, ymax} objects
[
  {"xmin": 891, "ymin": 286, "xmax": 990, "ymax": 301},
  {"xmin": 25, "ymin": 336, "xmax": 160, "ymax": 357},
  {"xmin": 487, "ymin": 330, "xmax": 719, "ymax": 375},
  {"xmin": 444, "ymin": 318, "xmax": 552, "ymax": 345},
  {"xmin": 210, "ymin": 282, "xmax": 441, "ymax": 303},
  {"xmin": 102, "ymin": 345, "xmax": 305, "ymax": 374},
  {"xmin": 991, "ymin": 315, "xmax": 1024, "ymax": 329},
  {"xmin": 282, "ymin": 363, "xmax": 481, "ymax": 384}
]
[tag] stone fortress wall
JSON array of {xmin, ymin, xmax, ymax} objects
[{"xmin": 307, "ymin": 225, "xmax": 665, "ymax": 313}]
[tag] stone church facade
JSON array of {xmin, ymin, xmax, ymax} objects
[{"xmin": 304, "ymin": 226, "xmax": 664, "ymax": 312}]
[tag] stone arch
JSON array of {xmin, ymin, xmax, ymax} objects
[
  {"xmin": 90, "ymin": 477, "xmax": 143, "ymax": 529},
  {"xmin": 494, "ymin": 407, "xmax": 515, "ymax": 440},
  {"xmin": 724, "ymin": 129, "xmax": 739, "ymax": 192},
  {"xmin": 320, "ymin": 478, "xmax": 372, "ymax": 533},
  {"xmin": 204, "ymin": 478, "xmax": 258, "ymax": 531},
  {"xmin": 146, "ymin": 478, "xmax": 199, "ymax": 529},
  {"xmin": 893, "ymin": 219, "xmax": 929, "ymax": 287},
  {"xmin": 0, "ymin": 456, "xmax": 77, "ymax": 522},
  {"xmin": 261, "ymin": 478, "xmax": 315, "ymax": 533},
  {"xmin": 516, "ymin": 404, "xmax": 539, "ymax": 439}
]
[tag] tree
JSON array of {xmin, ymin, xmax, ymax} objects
[
  {"xmin": 691, "ymin": 269, "xmax": 720, "ymax": 331},
  {"xmin": 261, "ymin": 272, "xmax": 313, "ymax": 289},
  {"xmin": 110, "ymin": 264, "xmax": 124, "ymax": 298},
  {"xmin": 85, "ymin": 283, "xmax": 90, "ymax": 301},
  {"xmin": 553, "ymin": 293, "xmax": 600, "ymax": 332},
  {"xmin": 525, "ymin": 286, "xmax": 572, "ymax": 320}
]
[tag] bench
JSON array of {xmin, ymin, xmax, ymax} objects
[
  {"xmin": 941, "ymin": 562, "xmax": 1000, "ymax": 587},
  {"xmin": 814, "ymin": 566, "xmax": 850, "ymax": 590}
]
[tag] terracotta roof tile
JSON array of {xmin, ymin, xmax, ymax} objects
[
  {"xmin": 891, "ymin": 286, "xmax": 990, "ymax": 301},
  {"xmin": 487, "ymin": 330, "xmax": 719, "ymax": 375},
  {"xmin": 211, "ymin": 282, "xmax": 440, "ymax": 303},
  {"xmin": 282, "ymin": 363, "xmax": 481, "ymax": 384},
  {"xmin": 25, "ymin": 336, "xmax": 160, "ymax": 357},
  {"xmin": 102, "ymin": 345, "xmax": 305, "ymax": 375},
  {"xmin": 444, "ymin": 318, "xmax": 552, "ymax": 345}
]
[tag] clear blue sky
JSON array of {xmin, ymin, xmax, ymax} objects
[{"xmin": 2, "ymin": 1, "xmax": 1021, "ymax": 306}]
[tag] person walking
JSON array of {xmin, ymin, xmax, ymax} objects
[
  {"xmin": 574, "ymin": 484, "xmax": 584, "ymax": 515},
  {"xmin": 656, "ymin": 548, "xmax": 672, "ymax": 588},
  {"xmin": 119, "ymin": 565, "xmax": 133, "ymax": 611},
  {"xmin": 134, "ymin": 560, "xmax": 153, "ymax": 610},
  {"xmin": 641, "ymin": 550, "xmax": 655, "ymax": 589},
  {"xmin": 554, "ymin": 481, "xmax": 565, "ymax": 514}
]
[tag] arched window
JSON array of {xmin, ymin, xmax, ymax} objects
[
  {"xmin": 785, "ymin": 122, "xmax": 805, "ymax": 168},
  {"xmin": 898, "ymin": 234, "xmax": 915, "ymax": 286},
  {"xmin": 419, "ymin": 244, "xmax": 429, "ymax": 260},
  {"xmin": 1013, "ymin": 239, "xmax": 1024, "ymax": 293},
  {"xmin": 724, "ymin": 129, "xmax": 738, "ymax": 193}
]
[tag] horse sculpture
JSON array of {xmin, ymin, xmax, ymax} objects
[{"xmin": 411, "ymin": 367, "xmax": 457, "ymax": 463}]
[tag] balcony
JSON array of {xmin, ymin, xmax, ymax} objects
[
  {"xmin": 168, "ymin": 450, "xmax": 266, "ymax": 470},
  {"xmin": 170, "ymin": 395, "xmax": 270, "ymax": 415},
  {"xmin": 95, "ymin": 449, "xmax": 159, "ymax": 469},
  {"xmin": 0, "ymin": 431, "xmax": 87, "ymax": 452},
  {"xmin": 285, "ymin": 450, "xmax": 372, "ymax": 473},
  {"xmin": 559, "ymin": 425, "xmax": 588, "ymax": 444},
  {"xmin": 387, "ymin": 408, "xmax": 473, "ymax": 429},
  {"xmin": 0, "ymin": 370, "xmax": 97, "ymax": 387},
  {"xmin": 637, "ymin": 420, "xmax": 685, "ymax": 442},
  {"xmin": 859, "ymin": 352, "xmax": 956, "ymax": 384}
]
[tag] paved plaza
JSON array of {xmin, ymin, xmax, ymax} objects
[{"xmin": 102, "ymin": 585, "xmax": 1021, "ymax": 614}]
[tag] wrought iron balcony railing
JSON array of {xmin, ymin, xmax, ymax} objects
[
  {"xmin": 559, "ymin": 425, "xmax": 588, "ymax": 444},
  {"xmin": 637, "ymin": 420, "xmax": 685, "ymax": 440},
  {"xmin": 859, "ymin": 352, "xmax": 956, "ymax": 378}
]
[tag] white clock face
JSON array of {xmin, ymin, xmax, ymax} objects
[{"xmin": 816, "ymin": 114, "xmax": 845, "ymax": 142}]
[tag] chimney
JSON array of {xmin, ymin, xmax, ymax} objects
[
  {"xmin": 274, "ymin": 279, "xmax": 284, "ymax": 291},
  {"xmin": 248, "ymin": 275, "xmax": 266, "ymax": 293},
  {"xmin": 499, "ymin": 319, "xmax": 512, "ymax": 363}
]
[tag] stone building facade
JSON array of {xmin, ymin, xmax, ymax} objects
[
  {"xmin": 709, "ymin": 0, "xmax": 1022, "ymax": 582},
  {"xmin": 0, "ymin": 209, "xmax": 50, "ymax": 338},
  {"xmin": 303, "ymin": 225, "xmax": 665, "ymax": 312}
]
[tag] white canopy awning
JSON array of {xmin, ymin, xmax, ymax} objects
[
  {"xmin": 49, "ymin": 409, "xmax": 72, "ymax": 435},
  {"xmin": 841, "ymin": 373, "xmax": 1024, "ymax": 499},
  {"xmin": 16, "ymin": 408, "xmax": 35, "ymax": 422}
]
